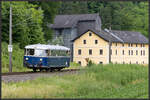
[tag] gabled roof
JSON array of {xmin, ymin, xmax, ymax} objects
[
  {"xmin": 71, "ymin": 29, "xmax": 148, "ymax": 44},
  {"xmin": 71, "ymin": 28, "xmax": 118, "ymax": 42},
  {"xmin": 50, "ymin": 13, "xmax": 100, "ymax": 29}
]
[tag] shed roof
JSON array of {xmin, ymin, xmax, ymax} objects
[{"xmin": 50, "ymin": 13, "xmax": 99, "ymax": 29}]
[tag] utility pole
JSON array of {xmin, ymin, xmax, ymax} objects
[{"xmin": 8, "ymin": 5, "xmax": 13, "ymax": 72}]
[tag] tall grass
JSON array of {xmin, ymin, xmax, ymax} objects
[
  {"xmin": 2, "ymin": 42, "xmax": 31, "ymax": 72},
  {"xmin": 2, "ymin": 64, "xmax": 148, "ymax": 98}
]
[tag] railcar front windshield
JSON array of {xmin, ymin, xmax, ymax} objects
[{"xmin": 25, "ymin": 49, "xmax": 34, "ymax": 56}]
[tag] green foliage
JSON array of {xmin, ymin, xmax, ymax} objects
[
  {"xmin": 87, "ymin": 1, "xmax": 148, "ymax": 37},
  {"xmin": 58, "ymin": 1, "xmax": 89, "ymax": 14},
  {"xmin": 29, "ymin": 1, "xmax": 61, "ymax": 42},
  {"xmin": 2, "ymin": 2, "xmax": 45, "ymax": 49},
  {"xmin": 2, "ymin": 64, "xmax": 148, "ymax": 98},
  {"xmin": 87, "ymin": 60, "xmax": 95, "ymax": 67},
  {"xmin": 48, "ymin": 36, "xmax": 64, "ymax": 45},
  {"xmin": 2, "ymin": 42, "xmax": 31, "ymax": 73}
]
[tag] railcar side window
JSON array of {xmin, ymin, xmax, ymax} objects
[
  {"xmin": 34, "ymin": 49, "xmax": 47, "ymax": 56},
  {"xmin": 51, "ymin": 50, "xmax": 70, "ymax": 56},
  {"xmin": 46, "ymin": 50, "xmax": 51, "ymax": 56}
]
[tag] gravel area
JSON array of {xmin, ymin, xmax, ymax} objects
[{"xmin": 2, "ymin": 70, "xmax": 79, "ymax": 83}]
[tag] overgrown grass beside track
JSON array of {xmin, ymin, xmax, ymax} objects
[
  {"xmin": 2, "ymin": 42, "xmax": 31, "ymax": 72},
  {"xmin": 2, "ymin": 64, "xmax": 148, "ymax": 98}
]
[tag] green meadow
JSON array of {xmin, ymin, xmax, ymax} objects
[{"xmin": 2, "ymin": 64, "xmax": 148, "ymax": 98}]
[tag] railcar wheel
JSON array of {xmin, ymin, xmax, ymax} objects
[
  {"xmin": 57, "ymin": 68, "xmax": 62, "ymax": 71},
  {"xmin": 45, "ymin": 68, "xmax": 49, "ymax": 72},
  {"xmin": 39, "ymin": 69, "xmax": 43, "ymax": 72},
  {"xmin": 50, "ymin": 68, "xmax": 53, "ymax": 72},
  {"xmin": 33, "ymin": 68, "xmax": 37, "ymax": 72}
]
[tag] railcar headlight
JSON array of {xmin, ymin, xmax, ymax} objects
[
  {"xmin": 26, "ymin": 58, "xmax": 29, "ymax": 60},
  {"xmin": 66, "ymin": 61, "xmax": 68, "ymax": 65},
  {"xmin": 40, "ymin": 58, "xmax": 43, "ymax": 61}
]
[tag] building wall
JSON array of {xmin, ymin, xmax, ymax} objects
[
  {"xmin": 73, "ymin": 30, "xmax": 109, "ymax": 66},
  {"xmin": 53, "ymin": 28, "xmax": 75, "ymax": 48},
  {"xmin": 73, "ymin": 31, "xmax": 149, "ymax": 66},
  {"xmin": 111, "ymin": 42, "xmax": 149, "ymax": 65}
]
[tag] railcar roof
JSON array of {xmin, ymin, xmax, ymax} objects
[{"xmin": 25, "ymin": 44, "xmax": 70, "ymax": 51}]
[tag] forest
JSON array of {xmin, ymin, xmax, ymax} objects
[{"xmin": 2, "ymin": 1, "xmax": 148, "ymax": 48}]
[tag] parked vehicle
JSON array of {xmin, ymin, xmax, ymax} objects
[{"xmin": 23, "ymin": 44, "xmax": 70, "ymax": 72}]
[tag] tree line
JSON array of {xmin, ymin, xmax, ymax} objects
[{"xmin": 2, "ymin": 1, "xmax": 148, "ymax": 49}]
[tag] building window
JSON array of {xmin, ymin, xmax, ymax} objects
[
  {"xmin": 131, "ymin": 50, "xmax": 133, "ymax": 55},
  {"xmin": 83, "ymin": 40, "xmax": 86, "ymax": 44},
  {"xmin": 116, "ymin": 43, "xmax": 117, "ymax": 46},
  {"xmin": 136, "ymin": 44, "xmax": 138, "ymax": 47},
  {"xmin": 129, "ymin": 50, "xmax": 130, "ymax": 55},
  {"xmin": 78, "ymin": 49, "xmax": 81, "ymax": 55},
  {"xmin": 95, "ymin": 40, "xmax": 98, "ymax": 44},
  {"xmin": 122, "ymin": 50, "xmax": 125, "ymax": 55},
  {"xmin": 143, "ymin": 44, "xmax": 145, "ymax": 47},
  {"xmin": 116, "ymin": 50, "xmax": 117, "ymax": 55},
  {"xmin": 141, "ymin": 50, "xmax": 142, "ymax": 56},
  {"xmin": 141, "ymin": 44, "xmax": 143, "ymax": 47},
  {"xmin": 128, "ymin": 44, "xmax": 130, "ymax": 47},
  {"xmin": 58, "ymin": 29, "xmax": 63, "ymax": 36},
  {"xmin": 78, "ymin": 61, "xmax": 81, "ymax": 65},
  {"xmin": 122, "ymin": 44, "xmax": 124, "ymax": 47},
  {"xmin": 89, "ymin": 32, "xmax": 92, "ymax": 36},
  {"xmin": 136, "ymin": 50, "xmax": 138, "ymax": 55},
  {"xmin": 89, "ymin": 49, "xmax": 92, "ymax": 55},
  {"xmin": 143, "ymin": 50, "xmax": 145, "ymax": 56},
  {"xmin": 100, "ymin": 49, "xmax": 103, "ymax": 55},
  {"xmin": 99, "ymin": 62, "xmax": 103, "ymax": 64},
  {"xmin": 131, "ymin": 44, "xmax": 133, "ymax": 47}
]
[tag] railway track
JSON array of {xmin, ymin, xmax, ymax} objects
[{"xmin": 2, "ymin": 69, "xmax": 81, "ymax": 76}]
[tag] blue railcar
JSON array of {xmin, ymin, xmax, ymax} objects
[{"xmin": 23, "ymin": 44, "xmax": 70, "ymax": 72}]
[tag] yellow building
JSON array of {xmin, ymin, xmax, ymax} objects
[{"xmin": 72, "ymin": 29, "xmax": 149, "ymax": 66}]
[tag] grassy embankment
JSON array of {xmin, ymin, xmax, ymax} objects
[
  {"xmin": 2, "ymin": 42, "xmax": 31, "ymax": 73},
  {"xmin": 2, "ymin": 63, "xmax": 148, "ymax": 98}
]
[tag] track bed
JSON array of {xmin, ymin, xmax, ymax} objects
[{"xmin": 2, "ymin": 69, "xmax": 80, "ymax": 83}]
